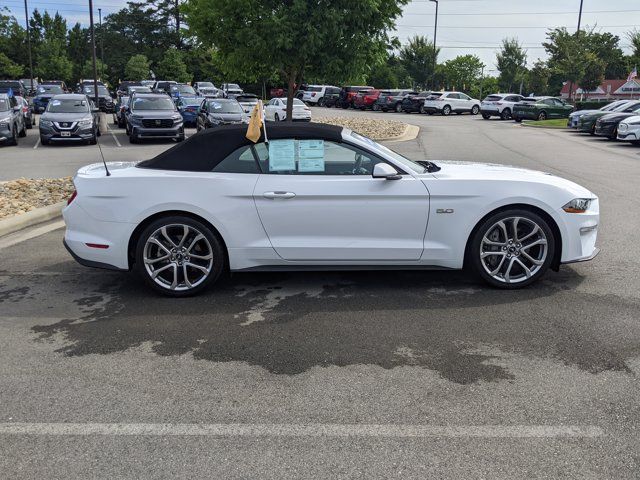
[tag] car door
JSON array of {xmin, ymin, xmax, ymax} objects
[
  {"xmin": 446, "ymin": 93, "xmax": 461, "ymax": 111},
  {"xmin": 252, "ymin": 139, "xmax": 430, "ymax": 261},
  {"xmin": 458, "ymin": 93, "xmax": 472, "ymax": 111}
]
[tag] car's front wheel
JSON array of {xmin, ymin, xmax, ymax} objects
[
  {"xmin": 468, "ymin": 209, "xmax": 555, "ymax": 289},
  {"xmin": 442, "ymin": 105, "xmax": 451, "ymax": 116},
  {"xmin": 500, "ymin": 108, "xmax": 512, "ymax": 120},
  {"xmin": 395, "ymin": 103, "xmax": 403, "ymax": 113},
  {"xmin": 537, "ymin": 111, "xmax": 547, "ymax": 121},
  {"xmin": 136, "ymin": 216, "xmax": 225, "ymax": 296},
  {"xmin": 471, "ymin": 105, "xmax": 480, "ymax": 115}
]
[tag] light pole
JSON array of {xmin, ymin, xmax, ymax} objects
[
  {"xmin": 98, "ymin": 8, "xmax": 104, "ymax": 79},
  {"xmin": 568, "ymin": 0, "xmax": 585, "ymax": 102},
  {"xmin": 429, "ymin": 0, "xmax": 438, "ymax": 90},
  {"xmin": 88, "ymin": 0, "xmax": 99, "ymax": 106},
  {"xmin": 23, "ymin": 0, "xmax": 34, "ymax": 95}
]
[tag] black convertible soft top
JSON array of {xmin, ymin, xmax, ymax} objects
[{"xmin": 137, "ymin": 123, "xmax": 344, "ymax": 171}]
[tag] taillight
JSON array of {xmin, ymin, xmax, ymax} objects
[
  {"xmin": 311, "ymin": 92, "xmax": 316, "ymax": 97},
  {"xmin": 67, "ymin": 190, "xmax": 77, "ymax": 205}
]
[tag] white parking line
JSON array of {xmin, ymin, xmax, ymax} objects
[
  {"xmin": 0, "ymin": 423, "xmax": 605, "ymax": 438},
  {"xmin": 33, "ymin": 138, "xmax": 40, "ymax": 149},
  {"xmin": 107, "ymin": 126, "xmax": 121, "ymax": 147}
]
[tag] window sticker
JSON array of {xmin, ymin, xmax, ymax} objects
[
  {"xmin": 268, "ymin": 139, "xmax": 296, "ymax": 171},
  {"xmin": 298, "ymin": 140, "xmax": 325, "ymax": 172},
  {"xmin": 50, "ymin": 100, "xmax": 61, "ymax": 106}
]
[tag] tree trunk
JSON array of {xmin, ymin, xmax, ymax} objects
[{"xmin": 286, "ymin": 71, "xmax": 296, "ymax": 122}]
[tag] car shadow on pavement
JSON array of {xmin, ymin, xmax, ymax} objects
[{"xmin": 25, "ymin": 264, "xmax": 636, "ymax": 384}]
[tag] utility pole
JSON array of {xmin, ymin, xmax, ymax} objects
[
  {"xmin": 98, "ymin": 8, "xmax": 104, "ymax": 79},
  {"xmin": 88, "ymin": 0, "xmax": 99, "ymax": 106},
  {"xmin": 568, "ymin": 0, "xmax": 584, "ymax": 102},
  {"xmin": 23, "ymin": 0, "xmax": 34, "ymax": 95},
  {"xmin": 430, "ymin": 0, "xmax": 439, "ymax": 91}
]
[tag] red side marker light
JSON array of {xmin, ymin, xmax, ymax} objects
[
  {"xmin": 67, "ymin": 190, "xmax": 77, "ymax": 205},
  {"xmin": 86, "ymin": 243, "xmax": 109, "ymax": 249}
]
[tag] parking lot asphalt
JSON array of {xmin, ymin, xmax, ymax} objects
[{"xmin": 1, "ymin": 109, "xmax": 640, "ymax": 478}]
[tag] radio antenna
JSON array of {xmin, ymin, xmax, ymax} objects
[{"xmin": 96, "ymin": 125, "xmax": 110, "ymax": 176}]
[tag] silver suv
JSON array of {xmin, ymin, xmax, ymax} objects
[
  {"xmin": 480, "ymin": 93, "xmax": 524, "ymax": 120},
  {"xmin": 0, "ymin": 93, "xmax": 26, "ymax": 146}
]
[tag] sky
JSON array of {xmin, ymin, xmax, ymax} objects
[{"xmin": 4, "ymin": 0, "xmax": 640, "ymax": 74}]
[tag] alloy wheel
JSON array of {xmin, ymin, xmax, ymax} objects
[
  {"xmin": 396, "ymin": 103, "xmax": 403, "ymax": 113},
  {"xmin": 143, "ymin": 224, "xmax": 214, "ymax": 292},
  {"xmin": 479, "ymin": 216, "xmax": 548, "ymax": 284}
]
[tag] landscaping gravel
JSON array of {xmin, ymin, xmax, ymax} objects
[
  {"xmin": 0, "ymin": 177, "xmax": 74, "ymax": 220},
  {"xmin": 313, "ymin": 116, "xmax": 408, "ymax": 139}
]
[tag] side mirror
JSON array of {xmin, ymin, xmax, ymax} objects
[{"xmin": 372, "ymin": 163, "xmax": 401, "ymax": 180}]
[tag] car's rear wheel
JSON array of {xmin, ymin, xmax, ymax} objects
[
  {"xmin": 19, "ymin": 124, "xmax": 26, "ymax": 137},
  {"xmin": 514, "ymin": 116, "xmax": 522, "ymax": 123},
  {"xmin": 136, "ymin": 216, "xmax": 225, "ymax": 296},
  {"xmin": 372, "ymin": 104, "xmax": 380, "ymax": 111},
  {"xmin": 537, "ymin": 111, "xmax": 547, "ymax": 121},
  {"xmin": 471, "ymin": 105, "xmax": 480, "ymax": 115},
  {"xmin": 395, "ymin": 103, "xmax": 403, "ymax": 113},
  {"xmin": 469, "ymin": 209, "xmax": 555, "ymax": 289},
  {"xmin": 482, "ymin": 114, "xmax": 491, "ymax": 119},
  {"xmin": 419, "ymin": 105, "xmax": 426, "ymax": 114},
  {"xmin": 317, "ymin": 97, "xmax": 325, "ymax": 107},
  {"xmin": 442, "ymin": 105, "xmax": 451, "ymax": 116},
  {"xmin": 500, "ymin": 108, "xmax": 512, "ymax": 120}
]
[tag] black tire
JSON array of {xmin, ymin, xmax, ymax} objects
[
  {"xmin": 537, "ymin": 111, "xmax": 547, "ymax": 121},
  {"xmin": 317, "ymin": 97, "xmax": 325, "ymax": 107},
  {"xmin": 19, "ymin": 124, "xmax": 27, "ymax": 137},
  {"xmin": 26, "ymin": 119, "xmax": 33, "ymax": 129},
  {"xmin": 608, "ymin": 127, "xmax": 618, "ymax": 141},
  {"xmin": 7, "ymin": 126, "xmax": 18, "ymax": 145},
  {"xmin": 442, "ymin": 105, "xmax": 451, "ymax": 116},
  {"xmin": 471, "ymin": 105, "xmax": 480, "ymax": 115},
  {"xmin": 514, "ymin": 117, "xmax": 522, "ymax": 123},
  {"xmin": 129, "ymin": 129, "xmax": 138, "ymax": 144},
  {"xmin": 419, "ymin": 105, "xmax": 426, "ymax": 114},
  {"xmin": 468, "ymin": 209, "xmax": 555, "ymax": 289},
  {"xmin": 40, "ymin": 135, "xmax": 48, "ymax": 145},
  {"xmin": 135, "ymin": 215, "xmax": 225, "ymax": 297},
  {"xmin": 482, "ymin": 114, "xmax": 491, "ymax": 120},
  {"xmin": 500, "ymin": 108, "xmax": 512, "ymax": 120},
  {"xmin": 372, "ymin": 104, "xmax": 380, "ymax": 111},
  {"xmin": 274, "ymin": 113, "xmax": 280, "ymax": 122},
  {"xmin": 590, "ymin": 125, "xmax": 596, "ymax": 136},
  {"xmin": 395, "ymin": 103, "xmax": 403, "ymax": 113}
]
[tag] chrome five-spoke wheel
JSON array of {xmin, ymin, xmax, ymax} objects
[
  {"xmin": 470, "ymin": 210, "xmax": 554, "ymax": 288},
  {"xmin": 137, "ymin": 217, "xmax": 224, "ymax": 296}
]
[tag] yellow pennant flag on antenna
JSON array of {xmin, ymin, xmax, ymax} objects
[{"xmin": 246, "ymin": 100, "xmax": 263, "ymax": 143}]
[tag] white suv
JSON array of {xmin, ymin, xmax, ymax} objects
[
  {"xmin": 480, "ymin": 93, "xmax": 523, "ymax": 120},
  {"xmin": 301, "ymin": 85, "xmax": 337, "ymax": 106},
  {"xmin": 423, "ymin": 91, "xmax": 480, "ymax": 116}
]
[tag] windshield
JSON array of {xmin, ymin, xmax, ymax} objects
[
  {"xmin": 47, "ymin": 98, "xmax": 89, "ymax": 113},
  {"xmin": 171, "ymin": 85, "xmax": 196, "ymax": 95},
  {"xmin": 132, "ymin": 97, "xmax": 176, "ymax": 111},
  {"xmin": 225, "ymin": 84, "xmax": 241, "ymax": 90},
  {"xmin": 38, "ymin": 85, "xmax": 63, "ymax": 95},
  {"xmin": 84, "ymin": 86, "xmax": 110, "ymax": 96},
  {"xmin": 129, "ymin": 86, "xmax": 152, "ymax": 93},
  {"xmin": 307, "ymin": 86, "xmax": 323, "ymax": 92},
  {"xmin": 350, "ymin": 131, "xmax": 426, "ymax": 174},
  {"xmin": 484, "ymin": 95, "xmax": 503, "ymax": 101},
  {"xmin": 208, "ymin": 100, "xmax": 242, "ymax": 113},
  {"xmin": 0, "ymin": 99, "xmax": 9, "ymax": 111},
  {"xmin": 181, "ymin": 97, "xmax": 203, "ymax": 107},
  {"xmin": 281, "ymin": 98, "xmax": 306, "ymax": 106},
  {"xmin": 198, "ymin": 82, "xmax": 215, "ymax": 88}
]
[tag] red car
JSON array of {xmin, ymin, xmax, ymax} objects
[
  {"xmin": 337, "ymin": 85, "xmax": 373, "ymax": 108},
  {"xmin": 353, "ymin": 89, "xmax": 381, "ymax": 110}
]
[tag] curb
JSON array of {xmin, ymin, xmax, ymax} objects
[
  {"xmin": 0, "ymin": 201, "xmax": 65, "ymax": 238},
  {"xmin": 521, "ymin": 122, "xmax": 567, "ymax": 130},
  {"xmin": 377, "ymin": 124, "xmax": 420, "ymax": 142}
]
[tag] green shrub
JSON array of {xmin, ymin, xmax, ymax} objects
[{"xmin": 574, "ymin": 100, "xmax": 613, "ymax": 110}]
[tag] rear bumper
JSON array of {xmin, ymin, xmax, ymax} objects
[
  {"xmin": 63, "ymin": 238, "xmax": 127, "ymax": 271},
  {"xmin": 480, "ymin": 108, "xmax": 500, "ymax": 116}
]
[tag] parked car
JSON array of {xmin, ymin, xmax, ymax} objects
[
  {"xmin": 616, "ymin": 115, "xmax": 640, "ymax": 145},
  {"xmin": 512, "ymin": 97, "xmax": 573, "ymax": 122},
  {"xmin": 269, "ymin": 87, "xmax": 287, "ymax": 98},
  {"xmin": 236, "ymin": 94, "xmax": 260, "ymax": 114},
  {"xmin": 140, "ymin": 80, "xmax": 156, "ymax": 87},
  {"xmin": 0, "ymin": 79, "xmax": 27, "ymax": 98},
  {"xmin": 38, "ymin": 94, "xmax": 100, "ymax": 145},
  {"xmin": 374, "ymin": 89, "xmax": 415, "ymax": 112},
  {"xmin": 320, "ymin": 87, "xmax": 341, "ymax": 107},
  {"xmin": 153, "ymin": 80, "xmax": 177, "ymax": 94},
  {"xmin": 116, "ymin": 81, "xmax": 142, "ymax": 97},
  {"xmin": 301, "ymin": 85, "xmax": 337, "ymax": 106},
  {"xmin": 82, "ymin": 84, "xmax": 115, "ymax": 113},
  {"xmin": 33, "ymin": 84, "xmax": 64, "ymax": 113},
  {"xmin": 221, "ymin": 83, "xmax": 243, "ymax": 98},
  {"xmin": 594, "ymin": 105, "xmax": 640, "ymax": 139},
  {"xmin": 480, "ymin": 93, "xmax": 524, "ymax": 120},
  {"xmin": 576, "ymin": 101, "xmax": 640, "ymax": 134},
  {"xmin": 0, "ymin": 92, "xmax": 26, "ymax": 145},
  {"xmin": 400, "ymin": 91, "xmax": 431, "ymax": 113},
  {"xmin": 15, "ymin": 95, "xmax": 34, "ymax": 128},
  {"xmin": 42, "ymin": 80, "xmax": 68, "ymax": 92},
  {"xmin": 423, "ymin": 91, "xmax": 480, "ymax": 116},
  {"xmin": 62, "ymin": 123, "xmax": 600, "ymax": 296},
  {"xmin": 194, "ymin": 81, "xmax": 220, "ymax": 97},
  {"xmin": 336, "ymin": 86, "xmax": 373, "ymax": 109},
  {"xmin": 176, "ymin": 96, "xmax": 205, "ymax": 127},
  {"xmin": 126, "ymin": 85, "xmax": 153, "ymax": 96},
  {"xmin": 264, "ymin": 97, "xmax": 311, "ymax": 121},
  {"xmin": 196, "ymin": 98, "xmax": 247, "ymax": 131},
  {"xmin": 126, "ymin": 92, "xmax": 185, "ymax": 144},
  {"xmin": 567, "ymin": 100, "xmax": 629, "ymax": 128},
  {"xmin": 169, "ymin": 84, "xmax": 197, "ymax": 100},
  {"xmin": 20, "ymin": 78, "xmax": 38, "ymax": 96},
  {"xmin": 353, "ymin": 89, "xmax": 382, "ymax": 110},
  {"xmin": 113, "ymin": 96, "xmax": 130, "ymax": 128}
]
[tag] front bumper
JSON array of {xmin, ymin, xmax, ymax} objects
[
  {"xmin": 39, "ymin": 124, "xmax": 95, "ymax": 141},
  {"xmin": 130, "ymin": 124, "xmax": 184, "ymax": 138},
  {"xmin": 617, "ymin": 127, "xmax": 640, "ymax": 141},
  {"xmin": 594, "ymin": 123, "xmax": 617, "ymax": 137},
  {"xmin": 0, "ymin": 125, "xmax": 11, "ymax": 142},
  {"xmin": 558, "ymin": 199, "xmax": 600, "ymax": 264}
]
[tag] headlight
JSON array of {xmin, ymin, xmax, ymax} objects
[
  {"xmin": 39, "ymin": 119, "xmax": 53, "ymax": 127},
  {"xmin": 129, "ymin": 115, "xmax": 142, "ymax": 121},
  {"xmin": 172, "ymin": 114, "xmax": 182, "ymax": 121},
  {"xmin": 78, "ymin": 119, "xmax": 93, "ymax": 126},
  {"xmin": 562, "ymin": 198, "xmax": 592, "ymax": 213},
  {"xmin": 0, "ymin": 116, "xmax": 10, "ymax": 127}
]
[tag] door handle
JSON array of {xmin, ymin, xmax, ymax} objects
[{"xmin": 263, "ymin": 191, "xmax": 296, "ymax": 199}]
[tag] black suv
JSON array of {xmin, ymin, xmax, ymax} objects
[
  {"xmin": 400, "ymin": 91, "xmax": 431, "ymax": 113},
  {"xmin": 321, "ymin": 86, "xmax": 341, "ymax": 107},
  {"xmin": 126, "ymin": 92, "xmax": 184, "ymax": 143},
  {"xmin": 374, "ymin": 89, "xmax": 416, "ymax": 112},
  {"xmin": 0, "ymin": 80, "xmax": 27, "ymax": 98},
  {"xmin": 81, "ymin": 84, "xmax": 115, "ymax": 113}
]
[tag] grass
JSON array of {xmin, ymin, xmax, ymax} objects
[{"xmin": 521, "ymin": 118, "xmax": 568, "ymax": 129}]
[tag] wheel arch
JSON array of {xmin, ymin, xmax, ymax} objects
[
  {"xmin": 127, "ymin": 210, "xmax": 229, "ymax": 271},
  {"xmin": 463, "ymin": 203, "xmax": 562, "ymax": 271}
]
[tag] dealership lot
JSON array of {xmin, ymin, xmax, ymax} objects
[{"xmin": 1, "ymin": 109, "xmax": 640, "ymax": 477}]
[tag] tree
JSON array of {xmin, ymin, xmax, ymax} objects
[
  {"xmin": 79, "ymin": 59, "xmax": 108, "ymax": 80},
  {"xmin": 398, "ymin": 35, "xmax": 439, "ymax": 89},
  {"xmin": 155, "ymin": 47, "xmax": 190, "ymax": 82},
  {"xmin": 67, "ymin": 23, "xmax": 89, "ymax": 82},
  {"xmin": 184, "ymin": 0, "xmax": 409, "ymax": 120},
  {"xmin": 0, "ymin": 52, "xmax": 23, "ymax": 77},
  {"xmin": 527, "ymin": 60, "xmax": 550, "ymax": 96},
  {"xmin": 125, "ymin": 54, "xmax": 151, "ymax": 80},
  {"xmin": 579, "ymin": 52, "xmax": 605, "ymax": 99},
  {"xmin": 496, "ymin": 38, "xmax": 527, "ymax": 93},
  {"xmin": 441, "ymin": 54, "xmax": 484, "ymax": 92}
]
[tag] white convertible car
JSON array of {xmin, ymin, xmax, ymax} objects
[{"xmin": 63, "ymin": 123, "xmax": 599, "ymax": 296}]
